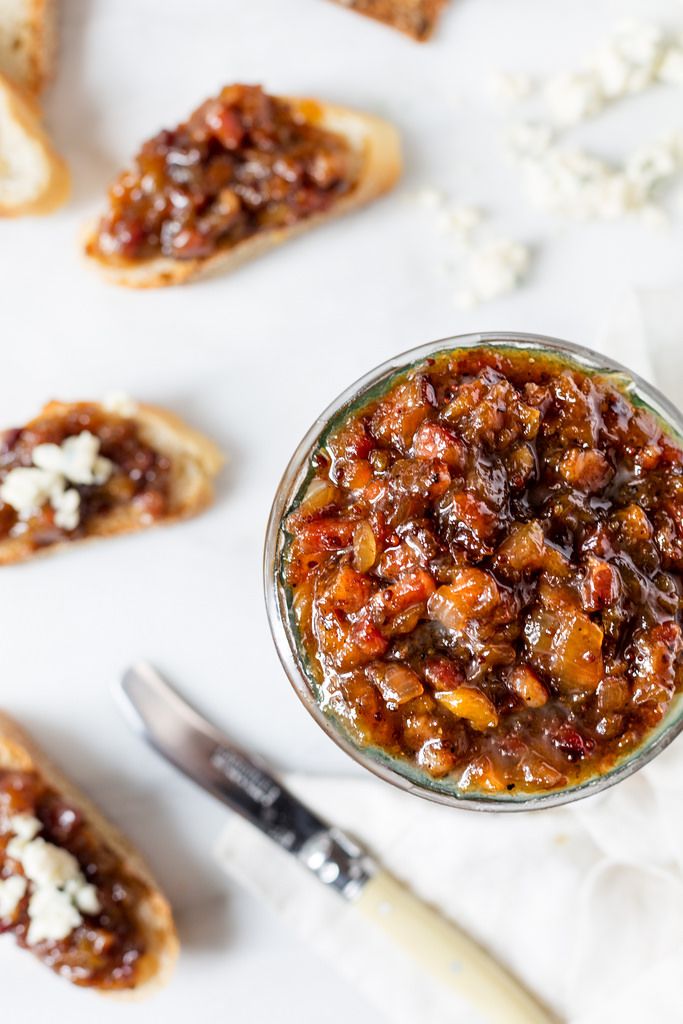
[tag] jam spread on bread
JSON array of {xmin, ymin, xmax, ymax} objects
[
  {"xmin": 91, "ymin": 84, "xmax": 360, "ymax": 263},
  {"xmin": 284, "ymin": 347, "xmax": 683, "ymax": 794},
  {"xmin": 0, "ymin": 770, "xmax": 148, "ymax": 987},
  {"xmin": 0, "ymin": 403, "xmax": 171, "ymax": 549}
]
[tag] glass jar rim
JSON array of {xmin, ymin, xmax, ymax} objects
[{"xmin": 263, "ymin": 331, "xmax": 683, "ymax": 812}]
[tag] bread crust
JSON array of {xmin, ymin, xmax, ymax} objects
[
  {"xmin": 329, "ymin": 0, "xmax": 447, "ymax": 40},
  {"xmin": 84, "ymin": 97, "xmax": 402, "ymax": 288},
  {"xmin": 0, "ymin": 0, "xmax": 56, "ymax": 95},
  {"xmin": 0, "ymin": 71, "xmax": 69, "ymax": 216},
  {"xmin": 0, "ymin": 711, "xmax": 179, "ymax": 996},
  {"xmin": 0, "ymin": 400, "xmax": 224, "ymax": 565}
]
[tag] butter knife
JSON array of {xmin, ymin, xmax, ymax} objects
[{"xmin": 116, "ymin": 662, "xmax": 556, "ymax": 1024}]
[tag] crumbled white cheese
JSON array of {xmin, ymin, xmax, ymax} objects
[
  {"xmin": 413, "ymin": 187, "xmax": 447, "ymax": 211},
  {"xmin": 4, "ymin": 813, "xmax": 101, "ymax": 946},
  {"xmin": 0, "ymin": 430, "xmax": 113, "ymax": 532},
  {"xmin": 492, "ymin": 19, "xmax": 683, "ymax": 227},
  {"xmin": 417, "ymin": 187, "xmax": 529, "ymax": 306},
  {"xmin": 0, "ymin": 468, "xmax": 62, "ymax": 523},
  {"xmin": 0, "ymin": 876, "xmax": 27, "ymax": 918},
  {"xmin": 51, "ymin": 486, "xmax": 80, "ymax": 531},
  {"xmin": 26, "ymin": 886, "xmax": 83, "ymax": 945},
  {"xmin": 454, "ymin": 239, "xmax": 531, "ymax": 309},
  {"xmin": 507, "ymin": 119, "xmax": 683, "ymax": 222},
  {"xmin": 21, "ymin": 837, "xmax": 82, "ymax": 889},
  {"xmin": 532, "ymin": 20, "xmax": 673, "ymax": 127},
  {"xmin": 102, "ymin": 392, "xmax": 138, "ymax": 418},
  {"xmin": 33, "ymin": 431, "xmax": 113, "ymax": 486},
  {"xmin": 436, "ymin": 203, "xmax": 483, "ymax": 241},
  {"xmin": 7, "ymin": 814, "xmax": 41, "ymax": 843},
  {"xmin": 490, "ymin": 71, "xmax": 534, "ymax": 105},
  {"xmin": 544, "ymin": 72, "xmax": 604, "ymax": 125},
  {"xmin": 590, "ymin": 20, "xmax": 665, "ymax": 99},
  {"xmin": 67, "ymin": 878, "xmax": 101, "ymax": 915}
]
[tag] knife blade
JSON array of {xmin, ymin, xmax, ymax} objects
[
  {"xmin": 117, "ymin": 662, "xmax": 375, "ymax": 898},
  {"xmin": 116, "ymin": 662, "xmax": 557, "ymax": 1024}
]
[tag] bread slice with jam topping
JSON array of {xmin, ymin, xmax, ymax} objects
[
  {"xmin": 84, "ymin": 84, "xmax": 402, "ymax": 288},
  {"xmin": 0, "ymin": 397, "xmax": 223, "ymax": 564},
  {"xmin": 0, "ymin": 712, "xmax": 178, "ymax": 994}
]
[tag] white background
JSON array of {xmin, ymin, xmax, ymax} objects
[{"xmin": 1, "ymin": 0, "xmax": 683, "ymax": 1020}]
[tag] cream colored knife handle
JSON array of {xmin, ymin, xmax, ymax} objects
[{"xmin": 355, "ymin": 870, "xmax": 557, "ymax": 1024}]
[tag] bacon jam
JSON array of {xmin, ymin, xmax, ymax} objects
[
  {"xmin": 0, "ymin": 770, "xmax": 148, "ymax": 988},
  {"xmin": 283, "ymin": 347, "xmax": 683, "ymax": 796},
  {"xmin": 0, "ymin": 402, "xmax": 171, "ymax": 550},
  {"xmin": 90, "ymin": 84, "xmax": 360, "ymax": 263}
]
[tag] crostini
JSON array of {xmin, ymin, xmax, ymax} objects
[
  {"xmin": 0, "ymin": 396, "xmax": 223, "ymax": 564},
  {"xmin": 0, "ymin": 712, "xmax": 178, "ymax": 993},
  {"xmin": 84, "ymin": 83, "xmax": 401, "ymax": 288},
  {"xmin": 329, "ymin": 0, "xmax": 448, "ymax": 41},
  {"xmin": 0, "ymin": 71, "xmax": 68, "ymax": 216}
]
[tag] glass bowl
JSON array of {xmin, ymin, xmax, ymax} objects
[{"xmin": 264, "ymin": 332, "xmax": 683, "ymax": 811}]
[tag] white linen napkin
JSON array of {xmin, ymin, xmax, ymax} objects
[{"xmin": 215, "ymin": 287, "xmax": 683, "ymax": 1024}]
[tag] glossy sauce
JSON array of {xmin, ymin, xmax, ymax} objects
[{"xmin": 284, "ymin": 348, "xmax": 683, "ymax": 794}]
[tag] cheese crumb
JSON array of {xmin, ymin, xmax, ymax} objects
[
  {"xmin": 102, "ymin": 392, "xmax": 138, "ymax": 418},
  {"xmin": 417, "ymin": 188, "xmax": 530, "ymax": 305},
  {"xmin": 454, "ymin": 239, "xmax": 531, "ymax": 309},
  {"xmin": 0, "ymin": 876, "xmax": 27, "ymax": 918},
  {"xmin": 6, "ymin": 814, "xmax": 41, "ymax": 843},
  {"xmin": 544, "ymin": 72, "xmax": 604, "ymax": 125},
  {"xmin": 21, "ymin": 837, "xmax": 82, "ymax": 889},
  {"xmin": 26, "ymin": 887, "xmax": 83, "ymax": 945},
  {"xmin": 590, "ymin": 20, "xmax": 665, "ymax": 99},
  {"xmin": 507, "ymin": 120, "xmax": 683, "ymax": 222},
  {"xmin": 437, "ymin": 203, "xmax": 483, "ymax": 241},
  {"xmin": 0, "ymin": 431, "xmax": 113, "ymax": 532},
  {"xmin": 413, "ymin": 187, "xmax": 447, "ymax": 210},
  {"xmin": 33, "ymin": 432, "xmax": 113, "ymax": 486},
  {"xmin": 5, "ymin": 814, "xmax": 101, "ymax": 945}
]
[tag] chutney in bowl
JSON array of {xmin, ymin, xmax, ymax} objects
[{"xmin": 265, "ymin": 334, "xmax": 683, "ymax": 809}]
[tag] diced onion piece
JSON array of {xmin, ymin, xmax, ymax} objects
[
  {"xmin": 559, "ymin": 448, "xmax": 613, "ymax": 493},
  {"xmin": 299, "ymin": 477, "xmax": 338, "ymax": 512},
  {"xmin": 367, "ymin": 662, "xmax": 424, "ymax": 707},
  {"xmin": 325, "ymin": 564, "xmax": 372, "ymax": 613},
  {"xmin": 493, "ymin": 521, "xmax": 545, "ymax": 575},
  {"xmin": 291, "ymin": 583, "xmax": 313, "ymax": 629},
  {"xmin": 508, "ymin": 665, "xmax": 548, "ymax": 708},
  {"xmin": 435, "ymin": 686, "xmax": 499, "ymax": 731},
  {"xmin": 518, "ymin": 752, "xmax": 567, "ymax": 789},
  {"xmin": 428, "ymin": 570, "xmax": 499, "ymax": 631},
  {"xmin": 553, "ymin": 614, "xmax": 603, "ymax": 693},
  {"xmin": 525, "ymin": 602, "xmax": 603, "ymax": 693},
  {"xmin": 341, "ymin": 460, "xmax": 373, "ymax": 491},
  {"xmin": 352, "ymin": 520, "xmax": 377, "ymax": 573},
  {"xmin": 458, "ymin": 755, "xmax": 506, "ymax": 792}
]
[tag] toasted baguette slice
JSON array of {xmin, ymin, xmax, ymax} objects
[
  {"xmin": 0, "ymin": 712, "xmax": 178, "ymax": 995},
  {"xmin": 329, "ymin": 0, "xmax": 448, "ymax": 41},
  {"xmin": 0, "ymin": 71, "xmax": 68, "ymax": 215},
  {"xmin": 0, "ymin": 399, "xmax": 224, "ymax": 565},
  {"xmin": 84, "ymin": 96, "xmax": 402, "ymax": 288},
  {"xmin": 0, "ymin": 0, "xmax": 56, "ymax": 94}
]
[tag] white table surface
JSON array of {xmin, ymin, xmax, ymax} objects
[{"xmin": 2, "ymin": 0, "xmax": 682, "ymax": 1019}]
